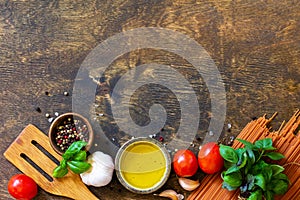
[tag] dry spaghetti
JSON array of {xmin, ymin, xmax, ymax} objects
[{"xmin": 188, "ymin": 109, "xmax": 300, "ymax": 200}]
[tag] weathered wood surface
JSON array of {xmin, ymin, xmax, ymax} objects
[{"xmin": 0, "ymin": 0, "xmax": 299, "ymax": 199}]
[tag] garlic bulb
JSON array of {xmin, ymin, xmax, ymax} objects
[{"xmin": 80, "ymin": 151, "xmax": 114, "ymax": 187}]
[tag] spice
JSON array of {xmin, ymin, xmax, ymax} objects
[
  {"xmin": 159, "ymin": 136, "xmax": 164, "ymax": 142},
  {"xmin": 48, "ymin": 117, "xmax": 54, "ymax": 123},
  {"xmin": 45, "ymin": 113, "xmax": 50, "ymax": 118},
  {"xmin": 227, "ymin": 124, "xmax": 232, "ymax": 132},
  {"xmin": 53, "ymin": 117, "xmax": 89, "ymax": 151},
  {"xmin": 63, "ymin": 91, "xmax": 69, "ymax": 96},
  {"xmin": 35, "ymin": 107, "xmax": 41, "ymax": 113}
]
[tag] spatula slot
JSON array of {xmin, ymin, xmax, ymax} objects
[
  {"xmin": 31, "ymin": 140, "xmax": 60, "ymax": 165},
  {"xmin": 20, "ymin": 153, "xmax": 54, "ymax": 182}
]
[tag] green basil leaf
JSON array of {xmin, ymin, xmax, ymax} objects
[
  {"xmin": 270, "ymin": 179, "xmax": 289, "ymax": 195},
  {"xmin": 222, "ymin": 172, "xmax": 242, "ymax": 187},
  {"xmin": 60, "ymin": 159, "xmax": 67, "ymax": 169},
  {"xmin": 220, "ymin": 145, "xmax": 238, "ymax": 163},
  {"xmin": 222, "ymin": 181, "xmax": 238, "ymax": 191},
  {"xmin": 225, "ymin": 165, "xmax": 240, "ymax": 175},
  {"xmin": 254, "ymin": 138, "xmax": 276, "ymax": 150},
  {"xmin": 248, "ymin": 189, "xmax": 262, "ymax": 200},
  {"xmin": 247, "ymin": 174, "xmax": 256, "ymax": 191},
  {"xmin": 254, "ymin": 139, "xmax": 263, "ymax": 149},
  {"xmin": 63, "ymin": 141, "xmax": 87, "ymax": 160},
  {"xmin": 254, "ymin": 174, "xmax": 266, "ymax": 191},
  {"xmin": 264, "ymin": 152, "xmax": 285, "ymax": 160},
  {"xmin": 53, "ymin": 165, "xmax": 68, "ymax": 178},
  {"xmin": 250, "ymin": 160, "xmax": 268, "ymax": 175},
  {"xmin": 272, "ymin": 173, "xmax": 289, "ymax": 183},
  {"xmin": 67, "ymin": 160, "xmax": 91, "ymax": 174},
  {"xmin": 73, "ymin": 150, "xmax": 87, "ymax": 161},
  {"xmin": 236, "ymin": 138, "xmax": 256, "ymax": 149},
  {"xmin": 224, "ymin": 160, "xmax": 235, "ymax": 169},
  {"xmin": 262, "ymin": 165, "xmax": 273, "ymax": 182},
  {"xmin": 261, "ymin": 138, "xmax": 273, "ymax": 149},
  {"xmin": 270, "ymin": 164, "xmax": 284, "ymax": 176},
  {"xmin": 238, "ymin": 152, "xmax": 248, "ymax": 169},
  {"xmin": 246, "ymin": 148, "xmax": 256, "ymax": 165},
  {"xmin": 235, "ymin": 148, "xmax": 246, "ymax": 164},
  {"xmin": 265, "ymin": 190, "xmax": 274, "ymax": 200}
]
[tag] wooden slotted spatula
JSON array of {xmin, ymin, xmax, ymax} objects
[{"xmin": 4, "ymin": 124, "xmax": 99, "ymax": 200}]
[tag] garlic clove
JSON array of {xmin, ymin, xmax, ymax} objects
[
  {"xmin": 157, "ymin": 189, "xmax": 184, "ymax": 200},
  {"xmin": 178, "ymin": 177, "xmax": 200, "ymax": 191}
]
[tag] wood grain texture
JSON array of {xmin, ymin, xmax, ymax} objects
[{"xmin": 1, "ymin": 0, "xmax": 299, "ymax": 199}]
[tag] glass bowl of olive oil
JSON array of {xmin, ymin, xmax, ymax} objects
[{"xmin": 115, "ymin": 137, "xmax": 171, "ymax": 194}]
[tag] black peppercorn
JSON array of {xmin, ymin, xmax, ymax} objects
[{"xmin": 35, "ymin": 107, "xmax": 41, "ymax": 113}]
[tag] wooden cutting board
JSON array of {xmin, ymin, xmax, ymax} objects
[{"xmin": 4, "ymin": 124, "xmax": 99, "ymax": 200}]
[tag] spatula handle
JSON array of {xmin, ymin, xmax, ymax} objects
[{"xmin": 71, "ymin": 185, "xmax": 99, "ymax": 200}]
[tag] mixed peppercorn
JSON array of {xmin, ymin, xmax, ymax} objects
[{"xmin": 53, "ymin": 117, "xmax": 89, "ymax": 151}]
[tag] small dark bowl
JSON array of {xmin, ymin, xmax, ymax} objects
[{"xmin": 49, "ymin": 112, "xmax": 94, "ymax": 155}]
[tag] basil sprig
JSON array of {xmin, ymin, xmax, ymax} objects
[
  {"xmin": 220, "ymin": 138, "xmax": 289, "ymax": 200},
  {"xmin": 53, "ymin": 141, "xmax": 91, "ymax": 178}
]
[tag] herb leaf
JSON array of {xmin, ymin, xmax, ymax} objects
[
  {"xmin": 222, "ymin": 181, "xmax": 238, "ymax": 191},
  {"xmin": 248, "ymin": 189, "xmax": 262, "ymax": 200},
  {"xmin": 238, "ymin": 152, "xmax": 248, "ymax": 169},
  {"xmin": 219, "ymin": 138, "xmax": 289, "ymax": 199},
  {"xmin": 53, "ymin": 165, "xmax": 68, "ymax": 178},
  {"xmin": 222, "ymin": 172, "xmax": 242, "ymax": 187},
  {"xmin": 237, "ymin": 138, "xmax": 256, "ymax": 149},
  {"xmin": 255, "ymin": 174, "xmax": 266, "ymax": 191},
  {"xmin": 246, "ymin": 174, "xmax": 255, "ymax": 191},
  {"xmin": 53, "ymin": 141, "xmax": 90, "ymax": 178},
  {"xmin": 246, "ymin": 148, "xmax": 256, "ymax": 165},
  {"xmin": 220, "ymin": 145, "xmax": 238, "ymax": 163},
  {"xmin": 67, "ymin": 160, "xmax": 91, "ymax": 174},
  {"xmin": 73, "ymin": 150, "xmax": 87, "ymax": 161},
  {"xmin": 225, "ymin": 165, "xmax": 240, "ymax": 175},
  {"xmin": 270, "ymin": 164, "xmax": 284, "ymax": 176},
  {"xmin": 265, "ymin": 191, "xmax": 274, "ymax": 200},
  {"xmin": 254, "ymin": 138, "xmax": 276, "ymax": 150},
  {"xmin": 270, "ymin": 179, "xmax": 289, "ymax": 195},
  {"xmin": 63, "ymin": 141, "xmax": 87, "ymax": 160},
  {"xmin": 264, "ymin": 152, "xmax": 285, "ymax": 160},
  {"xmin": 272, "ymin": 173, "xmax": 289, "ymax": 182}
]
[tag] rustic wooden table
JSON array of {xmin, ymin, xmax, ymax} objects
[{"xmin": 1, "ymin": 0, "xmax": 299, "ymax": 199}]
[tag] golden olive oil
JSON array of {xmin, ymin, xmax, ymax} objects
[{"xmin": 120, "ymin": 141, "xmax": 166, "ymax": 189}]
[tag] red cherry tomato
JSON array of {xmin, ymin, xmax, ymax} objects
[
  {"xmin": 173, "ymin": 149, "xmax": 198, "ymax": 177},
  {"xmin": 8, "ymin": 174, "xmax": 38, "ymax": 200},
  {"xmin": 198, "ymin": 142, "xmax": 224, "ymax": 174}
]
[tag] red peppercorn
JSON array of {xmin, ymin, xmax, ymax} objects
[{"xmin": 159, "ymin": 136, "xmax": 164, "ymax": 142}]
